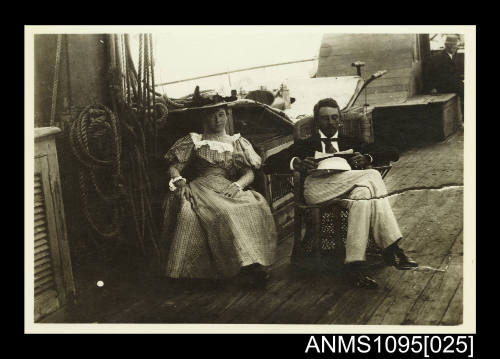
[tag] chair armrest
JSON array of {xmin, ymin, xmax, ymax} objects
[
  {"xmin": 293, "ymin": 170, "xmax": 303, "ymax": 202},
  {"xmin": 371, "ymin": 165, "xmax": 391, "ymax": 171},
  {"xmin": 270, "ymin": 173, "xmax": 294, "ymax": 178},
  {"xmin": 370, "ymin": 164, "xmax": 393, "ymax": 179}
]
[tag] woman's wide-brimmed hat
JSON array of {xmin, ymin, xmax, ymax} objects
[{"xmin": 185, "ymin": 86, "xmax": 228, "ymax": 111}]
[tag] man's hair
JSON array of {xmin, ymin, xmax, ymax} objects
[
  {"xmin": 313, "ymin": 98, "xmax": 341, "ymax": 122},
  {"xmin": 445, "ymin": 34, "xmax": 460, "ymax": 44}
]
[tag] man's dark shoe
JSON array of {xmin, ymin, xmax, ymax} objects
[{"xmin": 383, "ymin": 245, "xmax": 418, "ymax": 270}]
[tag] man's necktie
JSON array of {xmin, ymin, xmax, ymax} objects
[{"xmin": 321, "ymin": 138, "xmax": 337, "ymax": 154}]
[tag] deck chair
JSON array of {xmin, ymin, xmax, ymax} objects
[{"xmin": 290, "ymin": 114, "xmax": 392, "ymax": 269}]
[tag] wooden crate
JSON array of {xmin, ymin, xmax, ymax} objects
[{"xmin": 371, "ymin": 93, "xmax": 461, "ymax": 150}]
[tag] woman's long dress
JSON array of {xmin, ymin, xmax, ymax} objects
[{"xmin": 161, "ymin": 133, "xmax": 278, "ymax": 279}]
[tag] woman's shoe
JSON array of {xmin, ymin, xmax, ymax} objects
[{"xmin": 239, "ymin": 264, "xmax": 270, "ymax": 288}]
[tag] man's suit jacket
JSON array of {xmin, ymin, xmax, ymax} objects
[
  {"xmin": 262, "ymin": 132, "xmax": 399, "ymax": 174},
  {"xmin": 424, "ymin": 50, "xmax": 464, "ymax": 95}
]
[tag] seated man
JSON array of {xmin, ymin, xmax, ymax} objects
[{"xmin": 263, "ymin": 98, "xmax": 418, "ymax": 289}]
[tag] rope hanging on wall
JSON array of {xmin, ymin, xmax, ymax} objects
[
  {"xmin": 70, "ymin": 34, "xmax": 169, "ymax": 267},
  {"xmin": 70, "ymin": 104, "xmax": 125, "ymax": 238},
  {"xmin": 120, "ymin": 33, "xmax": 161, "ymax": 263}
]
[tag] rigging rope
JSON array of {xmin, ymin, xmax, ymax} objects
[
  {"xmin": 70, "ymin": 34, "xmax": 171, "ymax": 264},
  {"xmin": 124, "ymin": 34, "xmax": 131, "ymax": 104},
  {"xmin": 138, "ymin": 34, "xmax": 143, "ymax": 106},
  {"xmin": 149, "ymin": 34, "xmax": 158, "ymax": 155},
  {"xmin": 50, "ymin": 34, "xmax": 63, "ymax": 127}
]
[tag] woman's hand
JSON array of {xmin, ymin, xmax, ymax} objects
[
  {"xmin": 179, "ymin": 186, "xmax": 193, "ymax": 202},
  {"xmin": 223, "ymin": 182, "xmax": 242, "ymax": 198},
  {"xmin": 173, "ymin": 179, "xmax": 193, "ymax": 202},
  {"xmin": 174, "ymin": 178, "xmax": 187, "ymax": 188}
]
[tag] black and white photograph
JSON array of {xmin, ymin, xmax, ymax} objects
[{"xmin": 25, "ymin": 25, "xmax": 475, "ymax": 333}]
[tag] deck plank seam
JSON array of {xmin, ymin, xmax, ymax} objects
[
  {"xmin": 438, "ymin": 278, "xmax": 463, "ymax": 325},
  {"xmin": 401, "ymin": 228, "xmax": 463, "ymax": 325}
]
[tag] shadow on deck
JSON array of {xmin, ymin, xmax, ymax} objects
[{"xmin": 42, "ymin": 129, "xmax": 464, "ymax": 326}]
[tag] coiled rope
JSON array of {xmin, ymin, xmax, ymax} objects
[{"xmin": 70, "ymin": 103, "xmax": 125, "ymax": 238}]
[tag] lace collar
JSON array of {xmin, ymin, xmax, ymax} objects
[{"xmin": 190, "ymin": 132, "xmax": 241, "ymax": 153}]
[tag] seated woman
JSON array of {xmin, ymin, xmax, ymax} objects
[{"xmin": 160, "ymin": 100, "xmax": 278, "ymax": 286}]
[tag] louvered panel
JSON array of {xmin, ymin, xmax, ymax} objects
[
  {"xmin": 35, "ymin": 272, "xmax": 54, "ymax": 287},
  {"xmin": 35, "ymin": 243, "xmax": 50, "ymax": 254},
  {"xmin": 35, "ymin": 237, "xmax": 49, "ymax": 249},
  {"xmin": 35, "ymin": 281, "xmax": 57, "ymax": 296},
  {"xmin": 34, "ymin": 261, "xmax": 52, "ymax": 273},
  {"xmin": 34, "ymin": 246, "xmax": 50, "ymax": 261},
  {"xmin": 35, "ymin": 268, "xmax": 53, "ymax": 281},
  {"xmin": 34, "ymin": 230, "xmax": 48, "ymax": 242},
  {"xmin": 34, "ymin": 225, "xmax": 47, "ymax": 235},
  {"xmin": 34, "ymin": 256, "xmax": 52, "ymax": 268},
  {"xmin": 34, "ymin": 193, "xmax": 44, "ymax": 203},
  {"xmin": 34, "ymin": 206, "xmax": 45, "ymax": 218},
  {"xmin": 35, "ymin": 276, "xmax": 56, "ymax": 295},
  {"xmin": 34, "ymin": 172, "xmax": 56, "ymax": 297},
  {"xmin": 34, "ymin": 201, "xmax": 45, "ymax": 210},
  {"xmin": 34, "ymin": 218, "xmax": 46, "ymax": 228}
]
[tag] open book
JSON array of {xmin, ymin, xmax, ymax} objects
[{"xmin": 309, "ymin": 149, "xmax": 354, "ymax": 174}]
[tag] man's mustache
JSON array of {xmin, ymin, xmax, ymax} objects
[{"xmin": 325, "ymin": 124, "xmax": 341, "ymax": 131}]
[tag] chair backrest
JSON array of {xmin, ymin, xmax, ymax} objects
[
  {"xmin": 292, "ymin": 111, "xmax": 389, "ymax": 205},
  {"xmin": 293, "ymin": 110, "xmax": 374, "ymax": 144},
  {"xmin": 294, "ymin": 116, "xmax": 315, "ymax": 141}
]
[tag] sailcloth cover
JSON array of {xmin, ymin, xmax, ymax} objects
[{"xmin": 161, "ymin": 133, "xmax": 278, "ymax": 278}]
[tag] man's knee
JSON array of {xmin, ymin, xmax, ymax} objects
[
  {"xmin": 349, "ymin": 187, "xmax": 372, "ymax": 200},
  {"xmin": 366, "ymin": 168, "xmax": 383, "ymax": 179}
]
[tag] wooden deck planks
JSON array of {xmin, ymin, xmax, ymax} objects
[
  {"xmin": 262, "ymin": 272, "xmax": 345, "ymax": 324},
  {"xmin": 404, "ymin": 231, "xmax": 463, "ymax": 325},
  {"xmin": 440, "ymin": 279, "xmax": 463, "ymax": 325},
  {"xmin": 365, "ymin": 189, "xmax": 462, "ymax": 325},
  {"xmin": 315, "ymin": 188, "xmax": 460, "ymax": 325},
  {"xmin": 220, "ymin": 270, "xmax": 305, "ymax": 323},
  {"xmin": 43, "ymin": 129, "xmax": 465, "ymax": 325},
  {"xmin": 384, "ymin": 129, "xmax": 463, "ymax": 191}
]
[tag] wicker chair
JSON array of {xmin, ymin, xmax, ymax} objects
[{"xmin": 290, "ymin": 114, "xmax": 392, "ymax": 269}]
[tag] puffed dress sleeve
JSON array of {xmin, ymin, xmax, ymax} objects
[
  {"xmin": 233, "ymin": 136, "xmax": 262, "ymax": 170},
  {"xmin": 164, "ymin": 134, "xmax": 196, "ymax": 164}
]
